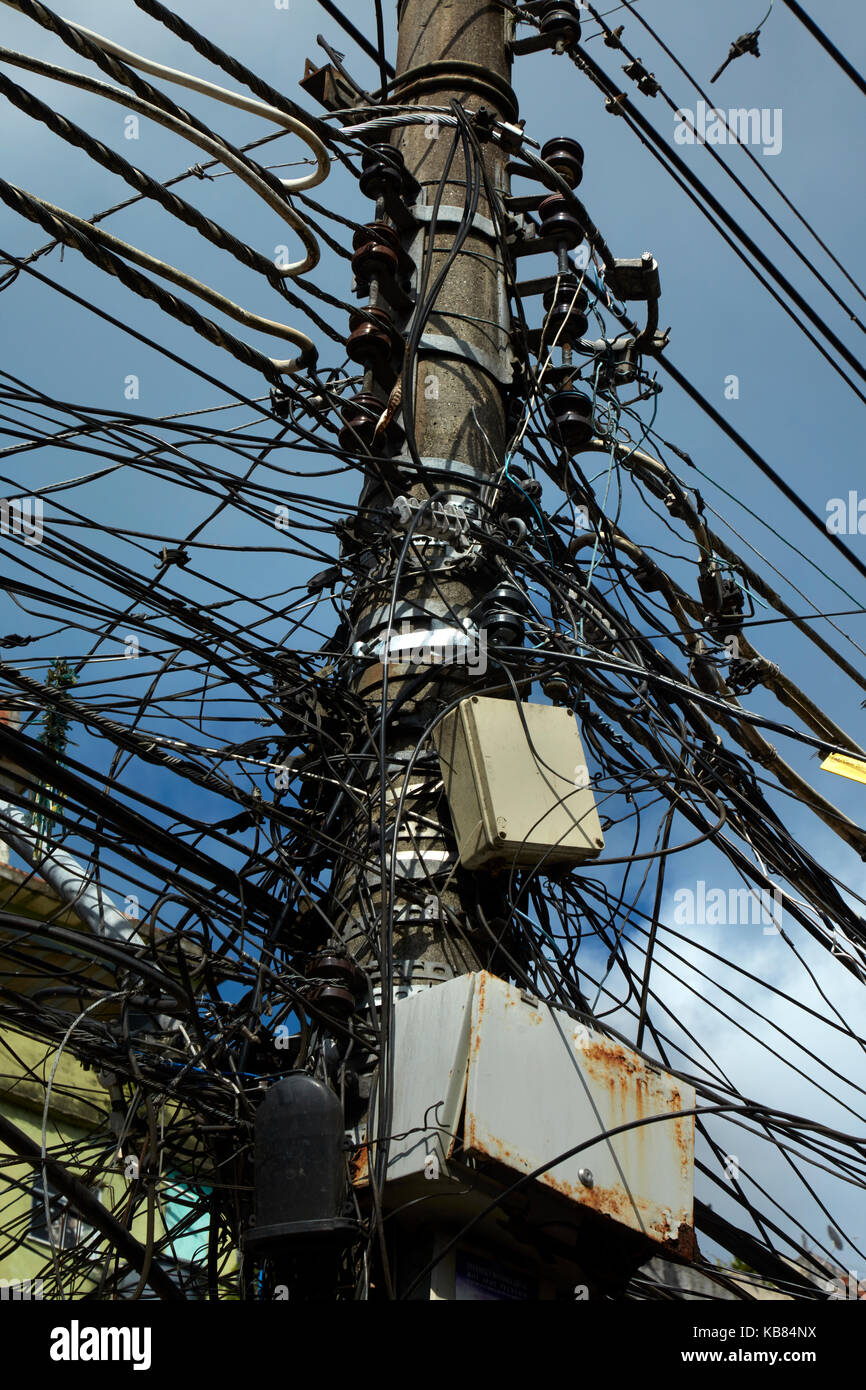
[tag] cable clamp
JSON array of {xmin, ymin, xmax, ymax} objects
[{"xmin": 419, "ymin": 331, "xmax": 514, "ymax": 385}]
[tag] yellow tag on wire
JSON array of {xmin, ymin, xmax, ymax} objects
[{"xmin": 821, "ymin": 752, "xmax": 866, "ymax": 785}]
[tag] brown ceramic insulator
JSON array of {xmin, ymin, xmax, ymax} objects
[
  {"xmin": 540, "ymin": 136, "xmax": 585, "ymax": 190},
  {"xmin": 542, "ymin": 277, "xmax": 589, "ymax": 342},
  {"xmin": 359, "ymin": 145, "xmax": 406, "ymax": 201},
  {"xmin": 305, "ymin": 952, "xmax": 364, "ymax": 997},
  {"xmin": 338, "ymin": 393, "xmax": 381, "ymax": 451},
  {"xmin": 351, "ymin": 222, "xmax": 400, "ymax": 281},
  {"xmin": 539, "ymin": 1, "xmax": 582, "ymax": 43},
  {"xmin": 346, "ymin": 308, "xmax": 398, "ymax": 366},
  {"xmin": 306, "ymin": 983, "xmax": 357, "ymax": 1019},
  {"xmin": 538, "ymin": 194, "xmax": 585, "ymax": 249},
  {"xmin": 338, "ymin": 393, "xmax": 403, "ymax": 454}
]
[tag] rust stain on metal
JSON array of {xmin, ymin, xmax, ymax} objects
[
  {"xmin": 349, "ymin": 1141, "xmax": 369, "ymax": 1186},
  {"xmin": 460, "ymin": 974, "xmax": 693, "ymax": 1251},
  {"xmin": 538, "ymin": 1169, "xmax": 687, "ymax": 1253},
  {"xmin": 578, "ymin": 1035, "xmax": 639, "ymax": 1077},
  {"xmin": 471, "ymin": 972, "xmax": 486, "ymax": 1058},
  {"xmin": 675, "ymin": 1222, "xmax": 698, "ymax": 1261},
  {"xmin": 464, "ymin": 1112, "xmax": 477, "ymax": 1151},
  {"xmin": 469, "ymin": 1105, "xmax": 691, "ymax": 1250},
  {"xmin": 544, "ymin": 1174, "xmax": 642, "ymax": 1228}
]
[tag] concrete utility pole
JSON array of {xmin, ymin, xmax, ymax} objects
[
  {"xmin": 317, "ymin": 5, "xmax": 693, "ymax": 1306},
  {"xmin": 330, "ymin": 0, "xmax": 522, "ymax": 1300},
  {"xmin": 337, "ymin": 0, "xmax": 518, "ymax": 994}
]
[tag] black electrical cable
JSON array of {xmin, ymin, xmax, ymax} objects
[
  {"xmin": 574, "ymin": 45, "xmax": 866, "ymax": 395},
  {"xmin": 778, "ymin": 0, "xmax": 866, "ymax": 99},
  {"xmin": 613, "ymin": 0, "xmax": 866, "ymax": 310},
  {"xmin": 315, "ymin": 0, "xmax": 396, "ymax": 80},
  {"xmin": 581, "ymin": 2, "xmax": 865, "ymax": 336}
]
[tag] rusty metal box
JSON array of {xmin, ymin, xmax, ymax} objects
[
  {"xmin": 353, "ymin": 971, "xmax": 695, "ymax": 1259},
  {"xmin": 463, "ymin": 973, "xmax": 695, "ymax": 1251},
  {"xmin": 433, "ymin": 696, "xmax": 604, "ymax": 870}
]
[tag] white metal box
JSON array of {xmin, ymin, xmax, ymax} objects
[
  {"xmin": 352, "ymin": 971, "xmax": 696, "ymax": 1259},
  {"xmin": 433, "ymin": 696, "xmax": 604, "ymax": 869},
  {"xmin": 463, "ymin": 973, "xmax": 695, "ymax": 1251}
]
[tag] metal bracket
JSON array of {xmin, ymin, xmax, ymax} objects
[
  {"xmin": 354, "ymin": 597, "xmax": 481, "ymax": 640},
  {"xmin": 409, "ymin": 202, "xmax": 499, "ymax": 242},
  {"xmin": 391, "ymin": 455, "xmax": 493, "ymax": 486},
  {"xmin": 419, "ymin": 332, "xmax": 514, "ymax": 385}
]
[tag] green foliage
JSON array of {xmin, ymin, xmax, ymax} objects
[{"xmin": 38, "ymin": 658, "xmax": 76, "ymax": 758}]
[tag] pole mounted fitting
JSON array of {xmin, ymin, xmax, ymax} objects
[
  {"xmin": 351, "ymin": 222, "xmax": 400, "ymax": 282},
  {"xmin": 542, "ymin": 273, "xmax": 589, "ymax": 343},
  {"xmin": 604, "ymin": 254, "xmax": 663, "ymax": 354},
  {"xmin": 606, "ymin": 252, "xmax": 661, "ymax": 302},
  {"xmin": 390, "ymin": 495, "xmax": 473, "ymax": 550},
  {"xmin": 698, "ymin": 560, "xmax": 751, "ymax": 636},
  {"xmin": 538, "ymin": 194, "xmax": 586, "ymax": 251},
  {"xmin": 544, "ymin": 389, "xmax": 595, "ymax": 453},
  {"xmin": 359, "ymin": 143, "xmax": 421, "ymax": 210},
  {"xmin": 345, "ymin": 307, "xmax": 402, "ymax": 369},
  {"xmin": 350, "ymin": 223, "xmax": 414, "ymax": 315},
  {"xmin": 711, "ymin": 30, "xmax": 762, "ymax": 85},
  {"xmin": 622, "ymin": 58, "xmax": 661, "ymax": 98},
  {"xmin": 540, "ymin": 136, "xmax": 585, "ymax": 190},
  {"xmin": 472, "ymin": 582, "xmax": 528, "ymax": 649},
  {"xmin": 596, "ymin": 339, "xmax": 639, "ymax": 389},
  {"xmin": 538, "ymin": 2, "xmax": 583, "ymax": 51},
  {"xmin": 338, "ymin": 392, "xmax": 404, "ymax": 455},
  {"xmin": 303, "ymin": 950, "xmax": 365, "ymax": 1020}
]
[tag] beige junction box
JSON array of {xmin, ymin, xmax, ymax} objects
[{"xmin": 433, "ymin": 695, "xmax": 604, "ymax": 870}]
